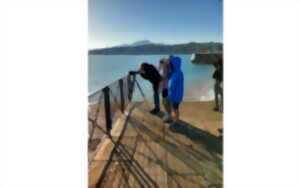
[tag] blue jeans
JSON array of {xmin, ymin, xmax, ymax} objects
[
  {"xmin": 153, "ymin": 91, "xmax": 160, "ymax": 111},
  {"xmin": 152, "ymin": 82, "xmax": 160, "ymax": 111}
]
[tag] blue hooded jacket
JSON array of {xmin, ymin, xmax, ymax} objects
[{"xmin": 167, "ymin": 56, "xmax": 184, "ymax": 103}]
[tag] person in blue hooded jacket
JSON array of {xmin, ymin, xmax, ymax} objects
[{"xmin": 167, "ymin": 56, "xmax": 184, "ymax": 125}]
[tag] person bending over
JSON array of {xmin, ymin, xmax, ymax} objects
[{"xmin": 130, "ymin": 62, "xmax": 162, "ymax": 114}]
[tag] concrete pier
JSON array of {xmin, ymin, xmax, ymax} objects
[{"xmin": 88, "ymin": 101, "xmax": 223, "ymax": 188}]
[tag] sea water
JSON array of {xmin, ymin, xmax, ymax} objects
[{"xmin": 88, "ymin": 54, "xmax": 215, "ymax": 101}]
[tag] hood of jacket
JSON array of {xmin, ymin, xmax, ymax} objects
[
  {"xmin": 170, "ymin": 56, "xmax": 181, "ymax": 73},
  {"xmin": 167, "ymin": 56, "xmax": 184, "ymax": 103}
]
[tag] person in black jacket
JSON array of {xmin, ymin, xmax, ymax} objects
[
  {"xmin": 213, "ymin": 59, "xmax": 223, "ymax": 112},
  {"xmin": 130, "ymin": 62, "xmax": 162, "ymax": 114}
]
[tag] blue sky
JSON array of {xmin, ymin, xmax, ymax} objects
[{"xmin": 88, "ymin": 0, "xmax": 223, "ymax": 49}]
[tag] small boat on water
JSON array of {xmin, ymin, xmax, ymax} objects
[{"xmin": 191, "ymin": 49, "xmax": 222, "ymax": 64}]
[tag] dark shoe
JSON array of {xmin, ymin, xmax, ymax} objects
[
  {"xmin": 150, "ymin": 108, "xmax": 160, "ymax": 114},
  {"xmin": 218, "ymin": 128, "xmax": 223, "ymax": 134},
  {"xmin": 218, "ymin": 128, "xmax": 223, "ymax": 138},
  {"xmin": 213, "ymin": 107, "xmax": 219, "ymax": 112}
]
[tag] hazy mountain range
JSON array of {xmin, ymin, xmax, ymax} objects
[
  {"xmin": 114, "ymin": 40, "xmax": 164, "ymax": 48},
  {"xmin": 89, "ymin": 40, "xmax": 223, "ymax": 55}
]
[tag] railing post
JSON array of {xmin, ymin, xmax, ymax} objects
[
  {"xmin": 127, "ymin": 75, "xmax": 133, "ymax": 101},
  {"xmin": 119, "ymin": 79, "xmax": 125, "ymax": 113},
  {"xmin": 102, "ymin": 86, "xmax": 112, "ymax": 133},
  {"xmin": 132, "ymin": 74, "xmax": 136, "ymax": 97}
]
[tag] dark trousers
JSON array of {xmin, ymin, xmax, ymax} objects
[
  {"xmin": 162, "ymin": 89, "xmax": 171, "ymax": 115},
  {"xmin": 214, "ymin": 81, "xmax": 223, "ymax": 111},
  {"xmin": 152, "ymin": 82, "xmax": 160, "ymax": 111}
]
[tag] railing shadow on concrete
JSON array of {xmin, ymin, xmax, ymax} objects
[
  {"xmin": 95, "ymin": 104, "xmax": 159, "ymax": 188},
  {"xmin": 125, "ymin": 114, "xmax": 223, "ymax": 188},
  {"xmin": 88, "ymin": 73, "xmax": 223, "ymax": 188},
  {"xmin": 88, "ymin": 73, "xmax": 141, "ymax": 163},
  {"xmin": 88, "ymin": 73, "xmax": 157, "ymax": 188}
]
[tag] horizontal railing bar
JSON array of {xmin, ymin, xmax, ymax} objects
[
  {"xmin": 88, "ymin": 87, "xmax": 103, "ymax": 98},
  {"xmin": 88, "ymin": 75, "xmax": 129, "ymax": 98}
]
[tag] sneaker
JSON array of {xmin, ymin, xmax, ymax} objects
[
  {"xmin": 150, "ymin": 108, "xmax": 160, "ymax": 114},
  {"xmin": 163, "ymin": 114, "xmax": 173, "ymax": 123}
]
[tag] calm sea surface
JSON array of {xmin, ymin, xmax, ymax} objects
[{"xmin": 89, "ymin": 54, "xmax": 215, "ymax": 101}]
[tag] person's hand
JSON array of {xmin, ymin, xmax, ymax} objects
[
  {"xmin": 163, "ymin": 58, "xmax": 169, "ymax": 63},
  {"xmin": 129, "ymin": 71, "xmax": 135, "ymax": 75}
]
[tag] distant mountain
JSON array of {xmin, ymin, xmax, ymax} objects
[
  {"xmin": 89, "ymin": 42, "xmax": 222, "ymax": 55},
  {"xmin": 131, "ymin": 40, "xmax": 152, "ymax": 47},
  {"xmin": 113, "ymin": 40, "xmax": 164, "ymax": 48}
]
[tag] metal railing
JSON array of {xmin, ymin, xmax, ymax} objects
[{"xmin": 88, "ymin": 73, "xmax": 147, "ymax": 163}]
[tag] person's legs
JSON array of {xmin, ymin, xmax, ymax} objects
[
  {"xmin": 162, "ymin": 98, "xmax": 170, "ymax": 114},
  {"xmin": 172, "ymin": 102, "xmax": 180, "ymax": 123},
  {"xmin": 162, "ymin": 89, "xmax": 171, "ymax": 115},
  {"xmin": 214, "ymin": 82, "xmax": 220, "ymax": 111},
  {"xmin": 219, "ymin": 86, "xmax": 223, "ymax": 112},
  {"xmin": 162, "ymin": 98, "xmax": 172, "ymax": 122},
  {"xmin": 153, "ymin": 91, "xmax": 160, "ymax": 110},
  {"xmin": 150, "ymin": 83, "xmax": 160, "ymax": 114},
  {"xmin": 169, "ymin": 102, "xmax": 181, "ymax": 130},
  {"xmin": 174, "ymin": 109, "xmax": 179, "ymax": 123}
]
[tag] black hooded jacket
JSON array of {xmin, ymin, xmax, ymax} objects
[
  {"xmin": 140, "ymin": 63, "xmax": 162, "ymax": 85},
  {"xmin": 213, "ymin": 67, "xmax": 223, "ymax": 82}
]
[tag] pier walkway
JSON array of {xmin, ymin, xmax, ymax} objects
[{"xmin": 88, "ymin": 101, "xmax": 223, "ymax": 188}]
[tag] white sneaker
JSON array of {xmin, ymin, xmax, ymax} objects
[{"xmin": 163, "ymin": 115, "xmax": 173, "ymax": 123}]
